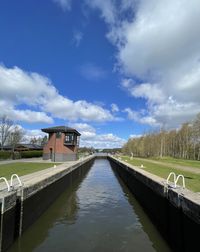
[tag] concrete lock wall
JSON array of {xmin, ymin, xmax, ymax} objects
[
  {"xmin": 0, "ymin": 156, "xmax": 94, "ymax": 252},
  {"xmin": 108, "ymin": 156, "xmax": 200, "ymax": 252},
  {"xmin": 1, "ymin": 154, "xmax": 199, "ymax": 251},
  {"xmin": 0, "ymin": 192, "xmax": 18, "ymax": 252}
]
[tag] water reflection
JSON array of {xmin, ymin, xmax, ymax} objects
[
  {"xmin": 8, "ymin": 159, "xmax": 171, "ymax": 252},
  {"xmin": 8, "ymin": 165, "xmax": 91, "ymax": 252},
  {"xmin": 112, "ymin": 168, "xmax": 171, "ymax": 252}
]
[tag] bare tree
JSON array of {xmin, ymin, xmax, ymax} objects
[
  {"xmin": 0, "ymin": 115, "xmax": 13, "ymax": 150},
  {"xmin": 122, "ymin": 112, "xmax": 200, "ymax": 160},
  {"xmin": 8, "ymin": 126, "xmax": 24, "ymax": 156},
  {"xmin": 30, "ymin": 137, "xmax": 37, "ymax": 145},
  {"xmin": 192, "ymin": 113, "xmax": 200, "ymax": 160}
]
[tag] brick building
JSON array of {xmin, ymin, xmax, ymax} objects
[{"xmin": 41, "ymin": 126, "xmax": 81, "ymax": 162}]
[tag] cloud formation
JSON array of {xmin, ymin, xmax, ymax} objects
[
  {"xmin": 0, "ymin": 65, "xmax": 115, "ymax": 123},
  {"xmin": 72, "ymin": 30, "xmax": 83, "ymax": 47},
  {"xmin": 71, "ymin": 123, "xmax": 126, "ymax": 148},
  {"xmin": 86, "ymin": 0, "xmax": 200, "ymax": 128},
  {"xmin": 111, "ymin": 103, "xmax": 119, "ymax": 113},
  {"xmin": 52, "ymin": 0, "xmax": 71, "ymax": 11},
  {"xmin": 80, "ymin": 63, "xmax": 107, "ymax": 81}
]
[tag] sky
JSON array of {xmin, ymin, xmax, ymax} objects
[{"xmin": 0, "ymin": 0, "xmax": 200, "ymax": 148}]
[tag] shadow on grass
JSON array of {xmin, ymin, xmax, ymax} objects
[{"xmin": 184, "ymin": 176, "xmax": 193, "ymax": 179}]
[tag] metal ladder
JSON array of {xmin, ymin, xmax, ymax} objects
[
  {"xmin": 166, "ymin": 172, "xmax": 185, "ymax": 189},
  {"xmin": 0, "ymin": 177, "xmax": 11, "ymax": 192},
  {"xmin": 0, "ymin": 174, "xmax": 23, "ymax": 192},
  {"xmin": 10, "ymin": 174, "xmax": 23, "ymax": 190}
]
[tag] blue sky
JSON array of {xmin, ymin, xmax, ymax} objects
[{"xmin": 0, "ymin": 0, "xmax": 200, "ymax": 148}]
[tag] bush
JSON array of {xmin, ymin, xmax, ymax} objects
[
  {"xmin": 20, "ymin": 150, "xmax": 43, "ymax": 158},
  {"xmin": 12, "ymin": 151, "xmax": 21, "ymax": 160},
  {"xmin": 0, "ymin": 151, "xmax": 12, "ymax": 160}
]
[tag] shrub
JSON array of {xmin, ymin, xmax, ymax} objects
[
  {"xmin": 20, "ymin": 150, "xmax": 43, "ymax": 158},
  {"xmin": 0, "ymin": 151, "xmax": 12, "ymax": 160}
]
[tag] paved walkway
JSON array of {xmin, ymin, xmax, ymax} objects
[
  {"xmin": 0, "ymin": 157, "xmax": 61, "ymax": 165},
  {"xmin": 133, "ymin": 158, "xmax": 200, "ymax": 174},
  {"xmin": 0, "ymin": 155, "xmax": 93, "ymax": 193},
  {"xmin": 0, "ymin": 160, "xmax": 78, "ymax": 192}
]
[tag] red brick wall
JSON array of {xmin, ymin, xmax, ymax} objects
[{"xmin": 43, "ymin": 133, "xmax": 78, "ymax": 154}]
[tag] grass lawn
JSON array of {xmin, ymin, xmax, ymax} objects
[
  {"xmin": 121, "ymin": 156, "xmax": 200, "ymax": 192},
  {"xmin": 152, "ymin": 156, "xmax": 200, "ymax": 169},
  {"xmin": 0, "ymin": 162, "xmax": 61, "ymax": 180}
]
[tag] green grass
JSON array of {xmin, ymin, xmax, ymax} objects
[
  {"xmin": 121, "ymin": 156, "xmax": 200, "ymax": 192},
  {"xmin": 152, "ymin": 156, "xmax": 200, "ymax": 169},
  {"xmin": 0, "ymin": 162, "xmax": 61, "ymax": 180}
]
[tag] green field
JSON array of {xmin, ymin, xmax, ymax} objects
[
  {"xmin": 121, "ymin": 156, "xmax": 200, "ymax": 192},
  {"xmin": 0, "ymin": 162, "xmax": 60, "ymax": 180},
  {"xmin": 152, "ymin": 156, "xmax": 200, "ymax": 169}
]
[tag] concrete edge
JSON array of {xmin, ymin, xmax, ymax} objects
[{"xmin": 109, "ymin": 155, "xmax": 200, "ymax": 225}]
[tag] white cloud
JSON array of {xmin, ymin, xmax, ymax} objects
[
  {"xmin": 70, "ymin": 123, "xmax": 126, "ymax": 148},
  {"xmin": 85, "ymin": 0, "xmax": 116, "ymax": 25},
  {"xmin": 52, "ymin": 0, "xmax": 71, "ymax": 11},
  {"xmin": 72, "ymin": 30, "xmax": 83, "ymax": 47},
  {"xmin": 151, "ymin": 98, "xmax": 200, "ymax": 128},
  {"xmin": 80, "ymin": 63, "xmax": 106, "ymax": 81},
  {"xmin": 23, "ymin": 129, "xmax": 47, "ymax": 143},
  {"xmin": 129, "ymin": 134, "xmax": 142, "ymax": 139},
  {"xmin": 116, "ymin": 0, "xmax": 200, "ymax": 77},
  {"xmin": 80, "ymin": 133, "xmax": 126, "ymax": 149},
  {"xmin": 86, "ymin": 0, "xmax": 200, "ymax": 128},
  {"xmin": 124, "ymin": 108, "xmax": 159, "ymax": 126},
  {"xmin": 0, "ymin": 65, "xmax": 115, "ymax": 123},
  {"xmin": 121, "ymin": 78, "xmax": 165, "ymax": 104},
  {"xmin": 5, "ymin": 108, "xmax": 53, "ymax": 124},
  {"xmin": 111, "ymin": 103, "xmax": 119, "ymax": 112},
  {"xmin": 69, "ymin": 123, "xmax": 96, "ymax": 140}
]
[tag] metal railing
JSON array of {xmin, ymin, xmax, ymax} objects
[
  {"xmin": 0, "ymin": 177, "xmax": 11, "ymax": 192},
  {"xmin": 175, "ymin": 174, "xmax": 185, "ymax": 189},
  {"xmin": 0, "ymin": 174, "xmax": 23, "ymax": 192},
  {"xmin": 166, "ymin": 172, "xmax": 176, "ymax": 186},
  {"xmin": 166, "ymin": 172, "xmax": 185, "ymax": 189},
  {"xmin": 10, "ymin": 174, "xmax": 23, "ymax": 189}
]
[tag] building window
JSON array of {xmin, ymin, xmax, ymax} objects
[
  {"xmin": 77, "ymin": 136, "xmax": 80, "ymax": 146},
  {"xmin": 56, "ymin": 132, "xmax": 62, "ymax": 138},
  {"xmin": 65, "ymin": 133, "xmax": 74, "ymax": 143}
]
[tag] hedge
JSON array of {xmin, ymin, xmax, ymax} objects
[
  {"xmin": 0, "ymin": 151, "xmax": 12, "ymax": 160},
  {"xmin": 20, "ymin": 150, "xmax": 43, "ymax": 158}
]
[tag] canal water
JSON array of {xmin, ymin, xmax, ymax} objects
[{"xmin": 8, "ymin": 159, "xmax": 171, "ymax": 252}]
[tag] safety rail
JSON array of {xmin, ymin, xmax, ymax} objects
[
  {"xmin": 0, "ymin": 177, "xmax": 11, "ymax": 192},
  {"xmin": 10, "ymin": 174, "xmax": 23, "ymax": 189},
  {"xmin": 0, "ymin": 174, "xmax": 23, "ymax": 192},
  {"xmin": 165, "ymin": 172, "xmax": 185, "ymax": 189},
  {"xmin": 175, "ymin": 174, "xmax": 185, "ymax": 189},
  {"xmin": 166, "ymin": 172, "xmax": 176, "ymax": 186}
]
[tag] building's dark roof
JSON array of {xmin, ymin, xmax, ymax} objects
[
  {"xmin": 2, "ymin": 144, "xmax": 43, "ymax": 150},
  {"xmin": 41, "ymin": 126, "xmax": 81, "ymax": 136},
  {"xmin": 17, "ymin": 144, "xmax": 43, "ymax": 150}
]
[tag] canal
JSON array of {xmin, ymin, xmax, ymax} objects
[{"xmin": 8, "ymin": 159, "xmax": 171, "ymax": 252}]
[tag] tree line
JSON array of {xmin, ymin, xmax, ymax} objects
[
  {"xmin": 0, "ymin": 115, "xmax": 47, "ymax": 152},
  {"xmin": 122, "ymin": 113, "xmax": 200, "ymax": 160},
  {"xmin": 0, "ymin": 115, "xmax": 23, "ymax": 152}
]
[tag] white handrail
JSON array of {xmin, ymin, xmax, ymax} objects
[
  {"xmin": 0, "ymin": 177, "xmax": 11, "ymax": 192},
  {"xmin": 175, "ymin": 174, "xmax": 185, "ymax": 189},
  {"xmin": 10, "ymin": 174, "xmax": 23, "ymax": 188},
  {"xmin": 166, "ymin": 172, "xmax": 176, "ymax": 185}
]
